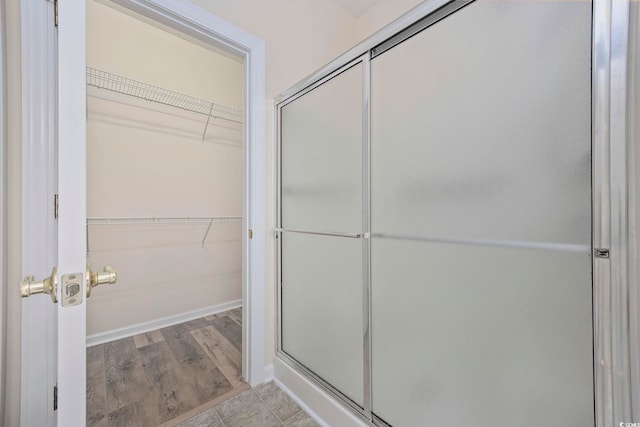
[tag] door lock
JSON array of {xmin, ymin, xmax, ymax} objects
[
  {"xmin": 19, "ymin": 267, "xmax": 58, "ymax": 303},
  {"xmin": 86, "ymin": 265, "xmax": 117, "ymax": 298}
]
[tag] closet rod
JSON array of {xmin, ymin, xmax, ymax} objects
[{"xmin": 86, "ymin": 67, "xmax": 243, "ymax": 133}]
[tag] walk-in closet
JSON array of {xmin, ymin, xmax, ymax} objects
[{"xmin": 84, "ymin": 1, "xmax": 246, "ymax": 425}]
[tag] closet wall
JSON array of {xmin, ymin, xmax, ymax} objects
[{"xmin": 86, "ymin": 0, "xmax": 244, "ymax": 336}]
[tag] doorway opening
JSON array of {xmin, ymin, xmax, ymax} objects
[{"xmin": 84, "ymin": 1, "xmax": 248, "ymax": 424}]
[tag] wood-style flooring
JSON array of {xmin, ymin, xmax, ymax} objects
[{"xmin": 87, "ymin": 307, "xmax": 246, "ymax": 427}]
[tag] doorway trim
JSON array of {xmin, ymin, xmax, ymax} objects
[{"xmin": 99, "ymin": 0, "xmax": 267, "ymax": 387}]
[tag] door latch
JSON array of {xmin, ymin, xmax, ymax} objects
[{"xmin": 61, "ymin": 273, "xmax": 83, "ymax": 307}]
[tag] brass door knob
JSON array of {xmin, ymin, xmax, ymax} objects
[
  {"xmin": 19, "ymin": 267, "xmax": 58, "ymax": 303},
  {"xmin": 86, "ymin": 265, "xmax": 117, "ymax": 298}
]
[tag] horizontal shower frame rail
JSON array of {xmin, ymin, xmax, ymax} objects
[
  {"xmin": 274, "ymin": 228, "xmax": 366, "ymax": 239},
  {"xmin": 371, "ymin": 233, "xmax": 591, "ymax": 253}
]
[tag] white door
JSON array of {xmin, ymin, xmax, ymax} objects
[{"xmin": 20, "ymin": 0, "xmax": 88, "ymax": 425}]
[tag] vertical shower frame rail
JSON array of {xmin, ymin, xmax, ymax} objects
[
  {"xmin": 593, "ymin": 0, "xmax": 634, "ymax": 422},
  {"xmin": 274, "ymin": 0, "xmax": 635, "ymax": 424}
]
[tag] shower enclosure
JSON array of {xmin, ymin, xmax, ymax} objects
[{"xmin": 275, "ymin": 0, "xmax": 629, "ymax": 425}]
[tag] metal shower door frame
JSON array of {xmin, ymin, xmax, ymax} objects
[{"xmin": 274, "ymin": 0, "xmax": 635, "ymax": 424}]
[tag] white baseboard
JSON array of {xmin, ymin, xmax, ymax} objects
[
  {"xmin": 263, "ymin": 364, "xmax": 274, "ymax": 382},
  {"xmin": 273, "ymin": 357, "xmax": 369, "ymax": 427},
  {"xmin": 86, "ymin": 299, "xmax": 242, "ymax": 347}
]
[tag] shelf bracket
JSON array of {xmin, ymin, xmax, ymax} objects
[
  {"xmin": 201, "ymin": 218, "xmax": 215, "ymax": 247},
  {"xmin": 202, "ymin": 103, "xmax": 214, "ymax": 143}
]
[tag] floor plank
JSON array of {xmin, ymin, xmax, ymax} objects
[
  {"xmin": 104, "ymin": 338, "xmax": 152, "ymax": 414},
  {"xmin": 192, "ymin": 328, "xmax": 243, "ymax": 387},
  {"xmin": 138, "ymin": 341, "xmax": 201, "ymax": 423},
  {"xmin": 181, "ymin": 317, "xmax": 211, "ymax": 331},
  {"xmin": 160, "ymin": 322, "xmax": 234, "ymax": 404},
  {"xmin": 225, "ymin": 309, "xmax": 242, "ymax": 326},
  {"xmin": 133, "ymin": 330, "xmax": 165, "ymax": 349},
  {"xmin": 230, "ymin": 308, "xmax": 242, "ymax": 325},
  {"xmin": 210, "ymin": 314, "xmax": 243, "ymax": 353},
  {"xmin": 87, "ymin": 344, "xmax": 108, "ymax": 427},
  {"xmin": 107, "ymin": 395, "xmax": 161, "ymax": 427},
  {"xmin": 195, "ymin": 325, "xmax": 242, "ymax": 369}
]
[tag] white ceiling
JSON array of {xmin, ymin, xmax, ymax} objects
[{"xmin": 332, "ymin": 0, "xmax": 384, "ymax": 16}]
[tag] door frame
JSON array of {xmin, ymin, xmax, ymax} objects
[
  {"xmin": 273, "ymin": 0, "xmax": 638, "ymax": 425},
  {"xmin": 21, "ymin": 0, "xmax": 266, "ymax": 423}
]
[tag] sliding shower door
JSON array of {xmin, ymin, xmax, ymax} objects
[
  {"xmin": 279, "ymin": 62, "xmax": 365, "ymax": 407},
  {"xmin": 369, "ymin": 1, "xmax": 593, "ymax": 426},
  {"xmin": 277, "ymin": 0, "xmax": 595, "ymax": 425}
]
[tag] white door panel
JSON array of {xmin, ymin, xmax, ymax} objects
[{"xmin": 19, "ymin": 0, "xmax": 59, "ymax": 425}]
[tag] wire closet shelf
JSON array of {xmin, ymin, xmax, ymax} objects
[
  {"xmin": 86, "ymin": 216, "xmax": 242, "ymax": 251},
  {"xmin": 86, "ymin": 216, "xmax": 241, "ymax": 225},
  {"xmin": 86, "ymin": 67, "xmax": 243, "ymax": 127}
]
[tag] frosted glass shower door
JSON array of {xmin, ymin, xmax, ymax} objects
[
  {"xmin": 370, "ymin": 1, "xmax": 593, "ymax": 426},
  {"xmin": 280, "ymin": 63, "xmax": 364, "ymax": 406}
]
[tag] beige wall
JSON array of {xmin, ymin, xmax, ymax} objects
[
  {"xmin": 86, "ymin": 0, "xmax": 245, "ymax": 335},
  {"xmin": 354, "ymin": 0, "xmax": 424, "ymax": 42},
  {"xmin": 187, "ymin": 0, "xmax": 357, "ymax": 98},
  {"xmin": 88, "ymin": 0, "xmax": 243, "ymax": 108},
  {"xmin": 85, "ymin": 99, "xmax": 245, "ymax": 334}
]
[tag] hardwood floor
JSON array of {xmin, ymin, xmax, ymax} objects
[{"xmin": 87, "ymin": 307, "xmax": 245, "ymax": 427}]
